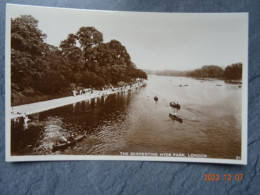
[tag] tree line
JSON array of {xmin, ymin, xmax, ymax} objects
[
  {"xmin": 11, "ymin": 15, "xmax": 147, "ymax": 105},
  {"xmin": 145, "ymin": 63, "xmax": 243, "ymax": 80},
  {"xmin": 187, "ymin": 63, "xmax": 242, "ymax": 80}
]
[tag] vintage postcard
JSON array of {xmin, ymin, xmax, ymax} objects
[{"xmin": 5, "ymin": 4, "xmax": 248, "ymax": 164}]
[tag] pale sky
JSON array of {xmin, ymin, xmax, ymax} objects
[{"xmin": 7, "ymin": 4, "xmax": 248, "ymax": 71}]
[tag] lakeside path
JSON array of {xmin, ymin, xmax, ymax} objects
[{"xmin": 11, "ymin": 82, "xmax": 146, "ymax": 119}]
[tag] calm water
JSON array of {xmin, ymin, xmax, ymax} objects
[{"xmin": 11, "ymin": 75, "xmax": 242, "ymax": 159}]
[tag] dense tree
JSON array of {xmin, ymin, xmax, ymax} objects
[
  {"xmin": 11, "ymin": 15, "xmax": 147, "ymax": 105},
  {"xmin": 186, "ymin": 63, "xmax": 242, "ymax": 80},
  {"xmin": 223, "ymin": 63, "xmax": 242, "ymax": 80},
  {"xmin": 44, "ymin": 44, "xmax": 63, "ymax": 71},
  {"xmin": 11, "ymin": 15, "xmax": 47, "ymax": 55},
  {"xmin": 79, "ymin": 72, "xmax": 105, "ymax": 88},
  {"xmin": 11, "ymin": 15, "xmax": 47, "ymax": 92},
  {"xmin": 95, "ymin": 40, "xmax": 131, "ymax": 83},
  {"xmin": 76, "ymin": 27, "xmax": 103, "ymax": 70},
  {"xmin": 187, "ymin": 65, "xmax": 224, "ymax": 79},
  {"xmin": 34, "ymin": 71, "xmax": 67, "ymax": 94},
  {"xmin": 60, "ymin": 33, "xmax": 84, "ymax": 71}
]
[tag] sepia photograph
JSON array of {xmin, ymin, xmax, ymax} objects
[{"xmin": 5, "ymin": 4, "xmax": 248, "ymax": 164}]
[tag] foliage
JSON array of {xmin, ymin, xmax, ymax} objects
[
  {"xmin": 76, "ymin": 27, "xmax": 103, "ymax": 70},
  {"xmin": 11, "ymin": 15, "xmax": 47, "ymax": 55},
  {"xmin": 11, "ymin": 15, "xmax": 47, "ymax": 93},
  {"xmin": 187, "ymin": 65, "xmax": 224, "ymax": 78},
  {"xmin": 34, "ymin": 72, "xmax": 67, "ymax": 94},
  {"xmin": 60, "ymin": 34, "xmax": 84, "ymax": 71},
  {"xmin": 11, "ymin": 15, "xmax": 147, "ymax": 105},
  {"xmin": 187, "ymin": 64, "xmax": 242, "ymax": 80},
  {"xmin": 79, "ymin": 72, "xmax": 105, "ymax": 88},
  {"xmin": 223, "ymin": 63, "xmax": 242, "ymax": 80}
]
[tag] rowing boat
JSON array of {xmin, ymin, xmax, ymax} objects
[
  {"xmin": 52, "ymin": 134, "xmax": 86, "ymax": 152},
  {"xmin": 169, "ymin": 112, "xmax": 183, "ymax": 123}
]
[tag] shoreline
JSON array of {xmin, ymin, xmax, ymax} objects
[{"xmin": 11, "ymin": 81, "xmax": 146, "ymax": 119}]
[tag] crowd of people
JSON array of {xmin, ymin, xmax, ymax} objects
[{"xmin": 72, "ymin": 79, "xmax": 145, "ymax": 97}]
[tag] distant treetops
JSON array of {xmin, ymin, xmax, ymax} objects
[
  {"xmin": 145, "ymin": 63, "xmax": 242, "ymax": 81},
  {"xmin": 187, "ymin": 63, "xmax": 243, "ymax": 80},
  {"xmin": 11, "ymin": 15, "xmax": 147, "ymax": 99}
]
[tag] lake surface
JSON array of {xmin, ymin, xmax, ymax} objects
[{"xmin": 11, "ymin": 75, "xmax": 242, "ymax": 159}]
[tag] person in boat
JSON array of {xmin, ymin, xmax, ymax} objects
[
  {"xmin": 61, "ymin": 136, "xmax": 67, "ymax": 143},
  {"xmin": 67, "ymin": 132, "xmax": 76, "ymax": 143},
  {"xmin": 177, "ymin": 102, "xmax": 180, "ymax": 110}
]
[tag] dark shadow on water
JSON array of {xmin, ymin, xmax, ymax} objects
[{"xmin": 11, "ymin": 93, "xmax": 133, "ymax": 155}]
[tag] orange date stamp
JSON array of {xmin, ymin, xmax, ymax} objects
[{"xmin": 204, "ymin": 174, "xmax": 243, "ymax": 181}]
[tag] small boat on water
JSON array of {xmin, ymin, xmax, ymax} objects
[
  {"xmin": 52, "ymin": 140, "xmax": 76, "ymax": 152},
  {"xmin": 170, "ymin": 102, "xmax": 181, "ymax": 110},
  {"xmin": 75, "ymin": 134, "xmax": 85, "ymax": 142},
  {"xmin": 169, "ymin": 112, "xmax": 183, "ymax": 123},
  {"xmin": 154, "ymin": 96, "xmax": 158, "ymax": 101},
  {"xmin": 52, "ymin": 134, "xmax": 86, "ymax": 152}
]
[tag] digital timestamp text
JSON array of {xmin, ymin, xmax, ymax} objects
[{"xmin": 204, "ymin": 174, "xmax": 243, "ymax": 181}]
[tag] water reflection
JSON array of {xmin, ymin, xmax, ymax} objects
[
  {"xmin": 11, "ymin": 76, "xmax": 242, "ymax": 159},
  {"xmin": 11, "ymin": 91, "xmax": 133, "ymax": 155}
]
